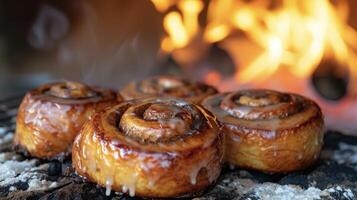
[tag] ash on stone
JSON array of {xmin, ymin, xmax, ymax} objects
[
  {"xmin": 0, "ymin": 153, "xmax": 59, "ymax": 198},
  {"xmin": 0, "ymin": 101, "xmax": 356, "ymax": 200}
]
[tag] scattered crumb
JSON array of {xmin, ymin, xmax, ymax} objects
[
  {"xmin": 251, "ymin": 184, "xmax": 322, "ymax": 200},
  {"xmin": 327, "ymin": 186, "xmax": 355, "ymax": 200},
  {"xmin": 328, "ymin": 142, "xmax": 357, "ymax": 170},
  {"xmin": 9, "ymin": 186, "xmax": 17, "ymax": 192},
  {"xmin": 0, "ymin": 105, "xmax": 58, "ymax": 193},
  {"xmin": 27, "ymin": 178, "xmax": 58, "ymax": 191},
  {"xmin": 0, "ymin": 159, "xmax": 37, "ymax": 182},
  {"xmin": 218, "ymin": 172, "xmax": 257, "ymax": 196},
  {"xmin": 213, "ymin": 169, "xmax": 356, "ymax": 200},
  {"xmin": 49, "ymin": 182, "xmax": 58, "ymax": 188},
  {"xmin": 0, "ymin": 104, "xmax": 355, "ymax": 199},
  {"xmin": 0, "ymin": 155, "xmax": 58, "ymax": 192},
  {"xmin": 248, "ymin": 184, "xmax": 355, "ymax": 200}
]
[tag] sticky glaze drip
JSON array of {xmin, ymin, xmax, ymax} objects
[
  {"xmin": 201, "ymin": 89, "xmax": 324, "ymax": 174},
  {"xmin": 105, "ymin": 178, "xmax": 113, "ymax": 196},
  {"xmin": 24, "ymin": 99, "xmax": 84, "ymax": 133},
  {"xmin": 188, "ymin": 150, "xmax": 219, "ymax": 185},
  {"xmin": 73, "ymin": 97, "xmax": 222, "ymax": 197},
  {"xmin": 120, "ymin": 172, "xmax": 138, "ymax": 197}
]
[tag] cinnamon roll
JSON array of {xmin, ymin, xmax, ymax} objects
[
  {"xmin": 14, "ymin": 81, "xmax": 118, "ymax": 159},
  {"xmin": 202, "ymin": 89, "xmax": 324, "ymax": 173},
  {"xmin": 120, "ymin": 75, "xmax": 218, "ymax": 103},
  {"xmin": 72, "ymin": 97, "xmax": 223, "ymax": 198}
]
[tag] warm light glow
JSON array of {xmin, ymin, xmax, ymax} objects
[
  {"xmin": 151, "ymin": 0, "xmax": 357, "ymax": 94},
  {"xmin": 150, "ymin": 0, "xmax": 175, "ymax": 12},
  {"xmin": 178, "ymin": 0, "xmax": 203, "ymax": 38},
  {"xmin": 204, "ymin": 24, "xmax": 230, "ymax": 43},
  {"xmin": 161, "ymin": 37, "xmax": 174, "ymax": 53},
  {"xmin": 237, "ymin": 36, "xmax": 282, "ymax": 82},
  {"xmin": 233, "ymin": 8, "xmax": 254, "ymax": 30},
  {"xmin": 163, "ymin": 12, "xmax": 189, "ymax": 48},
  {"xmin": 204, "ymin": 71, "xmax": 221, "ymax": 86}
]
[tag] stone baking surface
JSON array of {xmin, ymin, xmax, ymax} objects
[{"xmin": 0, "ymin": 98, "xmax": 356, "ymax": 200}]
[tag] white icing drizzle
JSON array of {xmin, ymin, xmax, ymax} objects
[
  {"xmin": 189, "ymin": 153, "xmax": 217, "ymax": 185},
  {"xmin": 105, "ymin": 178, "xmax": 113, "ymax": 196},
  {"xmin": 113, "ymin": 151, "xmax": 119, "ymax": 160},
  {"xmin": 90, "ymin": 97, "xmax": 220, "ymax": 197},
  {"xmin": 160, "ymin": 160, "xmax": 171, "ymax": 168},
  {"xmin": 121, "ymin": 172, "xmax": 138, "ymax": 197},
  {"xmin": 25, "ymin": 101, "xmax": 74, "ymax": 133},
  {"xmin": 189, "ymin": 158, "xmax": 209, "ymax": 185},
  {"xmin": 265, "ymin": 118, "xmax": 280, "ymax": 139},
  {"xmin": 122, "ymin": 185, "xmax": 128, "ymax": 193},
  {"xmin": 136, "ymin": 152, "xmax": 175, "ymax": 188},
  {"xmin": 82, "ymin": 145, "xmax": 87, "ymax": 159}
]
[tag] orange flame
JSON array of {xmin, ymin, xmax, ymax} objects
[{"xmin": 151, "ymin": 0, "xmax": 357, "ymax": 95}]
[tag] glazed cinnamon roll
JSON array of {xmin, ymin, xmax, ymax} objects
[
  {"xmin": 202, "ymin": 89, "xmax": 324, "ymax": 173},
  {"xmin": 14, "ymin": 81, "xmax": 118, "ymax": 159},
  {"xmin": 120, "ymin": 75, "xmax": 217, "ymax": 103},
  {"xmin": 72, "ymin": 97, "xmax": 223, "ymax": 198}
]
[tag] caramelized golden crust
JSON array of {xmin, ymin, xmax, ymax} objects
[
  {"xmin": 119, "ymin": 75, "xmax": 218, "ymax": 103},
  {"xmin": 202, "ymin": 89, "xmax": 324, "ymax": 173},
  {"xmin": 14, "ymin": 82, "xmax": 119, "ymax": 159},
  {"xmin": 72, "ymin": 97, "xmax": 224, "ymax": 198}
]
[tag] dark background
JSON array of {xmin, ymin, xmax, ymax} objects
[{"xmin": 0, "ymin": 0, "xmax": 163, "ymax": 98}]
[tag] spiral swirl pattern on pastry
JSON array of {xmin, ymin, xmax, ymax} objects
[
  {"xmin": 202, "ymin": 89, "xmax": 324, "ymax": 173},
  {"xmin": 14, "ymin": 81, "xmax": 119, "ymax": 159},
  {"xmin": 120, "ymin": 75, "xmax": 217, "ymax": 103},
  {"xmin": 72, "ymin": 97, "xmax": 223, "ymax": 197}
]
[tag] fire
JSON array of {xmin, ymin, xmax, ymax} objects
[
  {"xmin": 151, "ymin": 0, "xmax": 357, "ymax": 92},
  {"xmin": 157, "ymin": 0, "xmax": 203, "ymax": 51},
  {"xmin": 163, "ymin": 11, "xmax": 189, "ymax": 48},
  {"xmin": 151, "ymin": 0, "xmax": 357, "ymax": 132}
]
